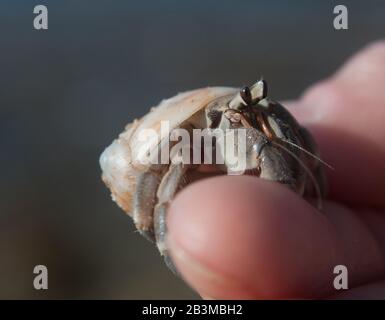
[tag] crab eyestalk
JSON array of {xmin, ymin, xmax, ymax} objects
[
  {"xmin": 250, "ymin": 79, "xmax": 268, "ymax": 103},
  {"xmin": 228, "ymin": 79, "xmax": 267, "ymax": 110}
]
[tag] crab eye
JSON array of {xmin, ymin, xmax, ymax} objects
[{"xmin": 240, "ymin": 86, "xmax": 252, "ymax": 105}]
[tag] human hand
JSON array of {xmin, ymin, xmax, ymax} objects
[{"xmin": 166, "ymin": 41, "xmax": 385, "ymax": 299}]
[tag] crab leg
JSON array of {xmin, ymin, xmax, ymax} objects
[
  {"xmin": 298, "ymin": 126, "xmax": 328, "ymax": 198},
  {"xmin": 133, "ymin": 165, "xmax": 166, "ymax": 242},
  {"xmin": 154, "ymin": 162, "xmax": 192, "ymax": 273}
]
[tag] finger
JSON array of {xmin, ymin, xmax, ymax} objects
[
  {"xmin": 329, "ymin": 279, "xmax": 385, "ymax": 299},
  {"xmin": 167, "ymin": 176, "xmax": 385, "ymax": 299},
  {"xmin": 288, "ymin": 41, "xmax": 385, "ymax": 206}
]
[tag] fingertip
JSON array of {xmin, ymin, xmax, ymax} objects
[{"xmin": 166, "ymin": 176, "xmax": 335, "ymax": 299}]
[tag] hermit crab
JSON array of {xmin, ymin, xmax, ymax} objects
[{"xmin": 99, "ymin": 80, "xmax": 329, "ymax": 271}]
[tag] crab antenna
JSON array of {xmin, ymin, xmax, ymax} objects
[
  {"xmin": 280, "ymin": 138, "xmax": 335, "ymax": 170},
  {"xmin": 272, "ymin": 141, "xmax": 323, "ymax": 211}
]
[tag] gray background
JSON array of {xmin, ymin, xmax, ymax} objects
[{"xmin": 0, "ymin": 0, "xmax": 384, "ymax": 299}]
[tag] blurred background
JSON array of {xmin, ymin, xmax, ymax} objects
[{"xmin": 0, "ymin": 0, "xmax": 384, "ymax": 299}]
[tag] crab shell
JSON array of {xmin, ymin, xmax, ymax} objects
[{"xmin": 99, "ymin": 87, "xmax": 237, "ymax": 216}]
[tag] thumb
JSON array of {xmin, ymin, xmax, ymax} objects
[{"xmin": 166, "ymin": 176, "xmax": 339, "ymax": 299}]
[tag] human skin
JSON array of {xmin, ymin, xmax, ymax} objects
[{"xmin": 166, "ymin": 41, "xmax": 385, "ymax": 299}]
